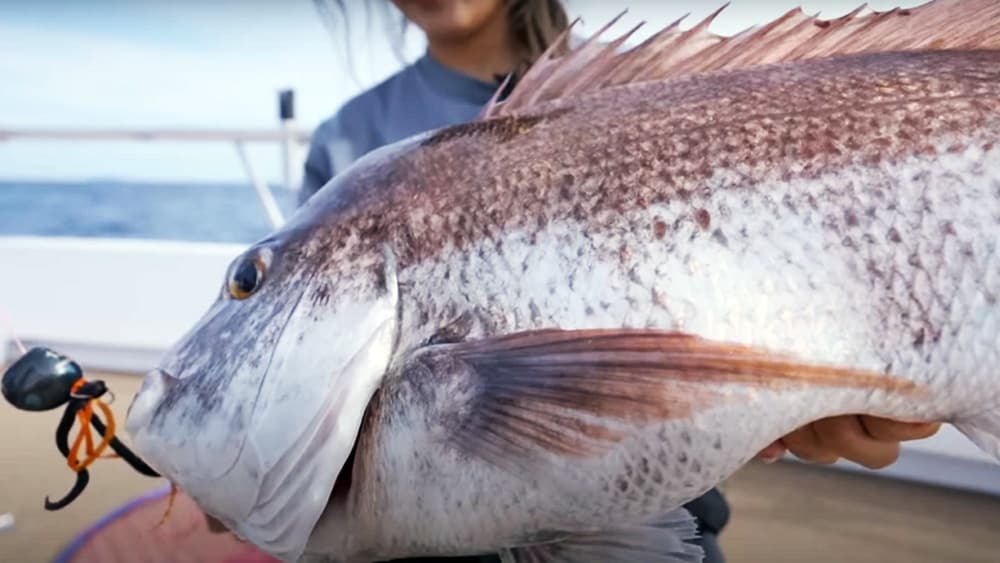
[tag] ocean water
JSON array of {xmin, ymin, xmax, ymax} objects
[{"xmin": 0, "ymin": 180, "xmax": 300, "ymax": 243}]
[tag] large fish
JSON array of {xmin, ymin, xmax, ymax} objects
[{"xmin": 125, "ymin": 1, "xmax": 1000, "ymax": 562}]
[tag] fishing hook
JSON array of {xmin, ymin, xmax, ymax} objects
[{"xmin": 45, "ymin": 398, "xmax": 90, "ymax": 510}]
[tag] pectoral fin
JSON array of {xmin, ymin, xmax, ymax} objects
[
  {"xmin": 499, "ymin": 507, "xmax": 703, "ymax": 563},
  {"xmin": 413, "ymin": 328, "xmax": 919, "ymax": 466}
]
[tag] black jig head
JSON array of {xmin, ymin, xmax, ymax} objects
[{"xmin": 2, "ymin": 346, "xmax": 160, "ymax": 511}]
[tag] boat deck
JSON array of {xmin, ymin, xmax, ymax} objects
[
  {"xmin": 723, "ymin": 457, "xmax": 1000, "ymax": 562},
  {"xmin": 2, "ymin": 370, "xmax": 1000, "ymax": 562}
]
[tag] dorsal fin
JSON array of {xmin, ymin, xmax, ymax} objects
[{"xmin": 481, "ymin": 0, "xmax": 1000, "ymax": 119}]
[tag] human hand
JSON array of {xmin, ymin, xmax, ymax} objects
[{"xmin": 757, "ymin": 415, "xmax": 941, "ymax": 469}]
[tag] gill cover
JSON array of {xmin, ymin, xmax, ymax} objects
[{"xmin": 127, "ymin": 241, "xmax": 399, "ymax": 562}]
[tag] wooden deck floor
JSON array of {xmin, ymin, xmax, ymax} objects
[
  {"xmin": 3, "ymin": 370, "xmax": 1000, "ymax": 562},
  {"xmin": 721, "ymin": 460, "xmax": 1000, "ymax": 563}
]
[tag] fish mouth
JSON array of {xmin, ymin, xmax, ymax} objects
[
  {"xmin": 126, "ymin": 313, "xmax": 398, "ymax": 563},
  {"xmin": 128, "ymin": 364, "xmax": 362, "ymax": 563},
  {"xmin": 126, "ymin": 244, "xmax": 401, "ymax": 562}
]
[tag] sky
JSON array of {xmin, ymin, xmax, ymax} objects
[{"xmin": 0, "ymin": 0, "xmax": 924, "ymax": 185}]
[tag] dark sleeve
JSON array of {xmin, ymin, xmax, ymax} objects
[
  {"xmin": 298, "ymin": 129, "xmax": 335, "ymax": 206},
  {"xmin": 298, "ymin": 98, "xmax": 381, "ymax": 207}
]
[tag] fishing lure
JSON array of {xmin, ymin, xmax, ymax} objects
[{"xmin": 1, "ymin": 346, "xmax": 161, "ymax": 510}]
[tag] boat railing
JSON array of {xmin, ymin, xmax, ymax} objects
[{"xmin": 0, "ymin": 90, "xmax": 309, "ymax": 229}]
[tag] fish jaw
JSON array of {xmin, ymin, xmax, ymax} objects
[{"xmin": 125, "ymin": 255, "xmax": 400, "ymax": 562}]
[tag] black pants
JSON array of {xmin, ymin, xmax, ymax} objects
[
  {"xmin": 684, "ymin": 487, "xmax": 730, "ymax": 563},
  {"xmin": 383, "ymin": 487, "xmax": 730, "ymax": 563}
]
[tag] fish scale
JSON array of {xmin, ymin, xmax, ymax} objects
[
  {"xmin": 319, "ymin": 53, "xmax": 1000, "ymax": 560},
  {"xmin": 124, "ymin": 3, "xmax": 1000, "ymax": 561},
  {"xmin": 344, "ymin": 126, "xmax": 1000, "ymax": 559}
]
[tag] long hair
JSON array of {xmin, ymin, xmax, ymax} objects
[
  {"xmin": 506, "ymin": 0, "xmax": 571, "ymax": 76},
  {"xmin": 313, "ymin": 0, "xmax": 571, "ymax": 83}
]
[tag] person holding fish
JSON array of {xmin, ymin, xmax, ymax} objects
[{"xmin": 294, "ymin": 1, "xmax": 945, "ymax": 561}]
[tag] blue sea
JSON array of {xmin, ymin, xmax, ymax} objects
[{"xmin": 0, "ymin": 180, "xmax": 300, "ymax": 243}]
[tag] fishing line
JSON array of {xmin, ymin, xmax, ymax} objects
[{"xmin": 0, "ymin": 304, "xmax": 27, "ymax": 356}]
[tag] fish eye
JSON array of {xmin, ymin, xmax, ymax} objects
[{"xmin": 227, "ymin": 248, "xmax": 271, "ymax": 300}]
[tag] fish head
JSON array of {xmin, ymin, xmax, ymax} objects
[{"xmin": 124, "ymin": 163, "xmax": 402, "ymax": 562}]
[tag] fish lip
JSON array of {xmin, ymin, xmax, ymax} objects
[
  {"xmin": 125, "ymin": 367, "xmax": 174, "ymax": 470},
  {"xmin": 126, "ymin": 370, "xmax": 150, "ymax": 422},
  {"xmin": 127, "ymin": 360, "xmax": 268, "ymax": 487}
]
